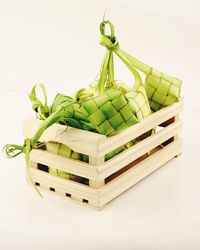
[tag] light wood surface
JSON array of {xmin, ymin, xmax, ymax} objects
[{"xmin": 99, "ymin": 139, "xmax": 182, "ymax": 207}]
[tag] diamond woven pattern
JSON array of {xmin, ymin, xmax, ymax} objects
[{"xmin": 145, "ymin": 68, "xmax": 182, "ymax": 111}]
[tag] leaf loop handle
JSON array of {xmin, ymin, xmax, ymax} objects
[
  {"xmin": 99, "ymin": 20, "xmax": 119, "ymax": 51},
  {"xmin": 98, "ymin": 20, "xmax": 145, "ymax": 91},
  {"xmin": 29, "ymin": 84, "xmax": 50, "ymax": 120}
]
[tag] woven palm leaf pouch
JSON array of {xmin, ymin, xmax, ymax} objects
[{"xmin": 98, "ymin": 21, "xmax": 182, "ymax": 111}]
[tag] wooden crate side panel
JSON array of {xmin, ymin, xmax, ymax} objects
[
  {"xmin": 23, "ymin": 117, "xmax": 106, "ymax": 157},
  {"xmin": 27, "ymin": 184, "xmax": 100, "ymax": 210},
  {"xmin": 30, "ymin": 119, "xmax": 182, "ymax": 182},
  {"xmin": 89, "ymin": 156, "xmax": 105, "ymax": 188},
  {"xmin": 99, "ymin": 139, "xmax": 182, "ymax": 207},
  {"xmin": 30, "ymin": 149, "xmax": 99, "ymax": 180},
  {"xmin": 30, "ymin": 168, "xmax": 98, "ymax": 202},
  {"xmin": 96, "ymin": 119, "xmax": 182, "ymax": 179}
]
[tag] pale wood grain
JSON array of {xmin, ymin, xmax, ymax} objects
[{"xmin": 99, "ymin": 139, "xmax": 182, "ymax": 207}]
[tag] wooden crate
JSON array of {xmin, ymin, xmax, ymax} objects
[{"xmin": 23, "ymin": 99, "xmax": 183, "ymax": 210}]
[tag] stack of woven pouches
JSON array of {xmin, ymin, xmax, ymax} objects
[{"xmin": 4, "ymin": 19, "xmax": 182, "ymax": 194}]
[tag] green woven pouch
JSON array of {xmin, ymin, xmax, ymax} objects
[
  {"xmin": 80, "ymin": 90, "xmax": 139, "ymax": 136},
  {"xmin": 144, "ymin": 68, "xmax": 182, "ymax": 111},
  {"xmin": 46, "ymin": 142, "xmax": 82, "ymax": 179},
  {"xmin": 49, "ymin": 85, "xmax": 151, "ymax": 136},
  {"xmin": 99, "ymin": 20, "xmax": 182, "ymax": 111},
  {"xmin": 46, "ymin": 142, "xmax": 71, "ymax": 179}
]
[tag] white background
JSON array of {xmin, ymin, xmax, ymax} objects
[{"xmin": 0, "ymin": 0, "xmax": 200, "ymax": 249}]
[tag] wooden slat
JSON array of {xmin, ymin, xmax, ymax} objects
[
  {"xmin": 30, "ymin": 119, "xmax": 182, "ymax": 181},
  {"xmin": 96, "ymin": 119, "xmax": 182, "ymax": 180},
  {"xmin": 30, "ymin": 168, "xmax": 98, "ymax": 201},
  {"xmin": 27, "ymin": 184, "xmax": 100, "ymax": 210},
  {"xmin": 23, "ymin": 117, "xmax": 106, "ymax": 157},
  {"xmin": 174, "ymin": 115, "xmax": 179, "ymax": 141},
  {"xmin": 97, "ymin": 99, "xmax": 183, "ymax": 156},
  {"xmin": 89, "ymin": 156, "xmax": 105, "ymax": 188},
  {"xmin": 30, "ymin": 149, "xmax": 99, "ymax": 181},
  {"xmin": 99, "ymin": 139, "xmax": 182, "ymax": 207}
]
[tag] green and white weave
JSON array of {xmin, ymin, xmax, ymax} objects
[
  {"xmin": 144, "ymin": 68, "xmax": 182, "ymax": 111},
  {"xmin": 49, "ymin": 88, "xmax": 151, "ymax": 136}
]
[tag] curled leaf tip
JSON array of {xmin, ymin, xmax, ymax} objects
[{"xmin": 3, "ymin": 144, "xmax": 24, "ymax": 159}]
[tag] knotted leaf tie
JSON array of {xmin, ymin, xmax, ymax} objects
[
  {"xmin": 99, "ymin": 20, "xmax": 119, "ymax": 52},
  {"xmin": 3, "ymin": 139, "xmax": 43, "ymax": 197},
  {"xmin": 29, "ymin": 84, "xmax": 50, "ymax": 120},
  {"xmin": 98, "ymin": 20, "xmax": 145, "ymax": 92}
]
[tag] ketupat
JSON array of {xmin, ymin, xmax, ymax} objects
[
  {"xmin": 116, "ymin": 50, "xmax": 182, "ymax": 111},
  {"xmin": 46, "ymin": 142, "xmax": 86, "ymax": 181},
  {"xmin": 99, "ymin": 20, "xmax": 182, "ymax": 111},
  {"xmin": 145, "ymin": 68, "xmax": 182, "ymax": 111},
  {"xmin": 46, "ymin": 142, "xmax": 72, "ymax": 179},
  {"xmin": 34, "ymin": 87, "xmax": 149, "ymax": 136}
]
